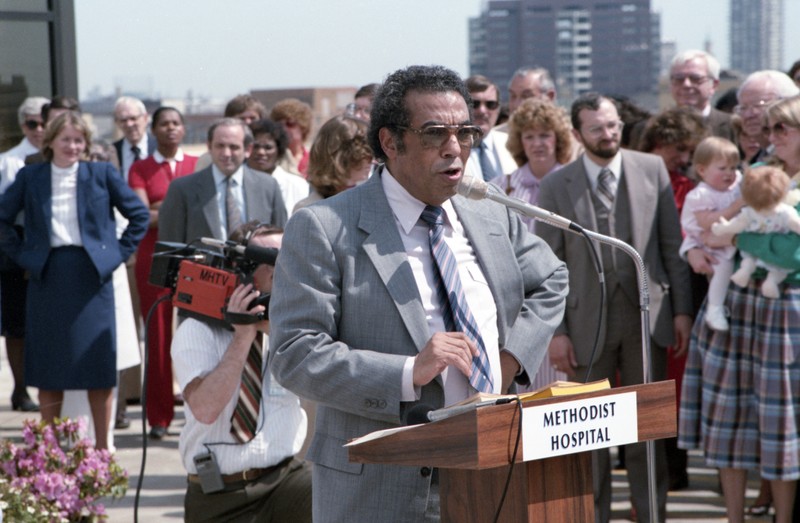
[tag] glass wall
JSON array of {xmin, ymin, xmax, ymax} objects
[{"xmin": 0, "ymin": 0, "xmax": 76, "ymax": 152}]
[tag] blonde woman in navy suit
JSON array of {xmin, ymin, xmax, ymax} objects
[{"xmin": 0, "ymin": 112, "xmax": 148, "ymax": 449}]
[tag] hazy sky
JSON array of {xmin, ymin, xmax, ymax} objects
[{"xmin": 75, "ymin": 0, "xmax": 799, "ymax": 101}]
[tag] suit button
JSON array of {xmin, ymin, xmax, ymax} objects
[{"xmin": 420, "ymin": 467, "xmax": 431, "ymax": 477}]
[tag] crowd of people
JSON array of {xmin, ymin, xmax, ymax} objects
[{"xmin": 1, "ymin": 52, "xmax": 800, "ymax": 521}]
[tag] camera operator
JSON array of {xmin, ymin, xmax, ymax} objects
[{"xmin": 171, "ymin": 221, "xmax": 311, "ymax": 522}]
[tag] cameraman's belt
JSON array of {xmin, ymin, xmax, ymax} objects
[{"xmin": 188, "ymin": 457, "xmax": 291, "ymax": 485}]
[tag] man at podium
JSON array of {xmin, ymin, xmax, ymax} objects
[{"xmin": 269, "ymin": 65, "xmax": 569, "ymax": 522}]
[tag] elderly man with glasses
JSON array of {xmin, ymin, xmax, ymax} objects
[
  {"xmin": 538, "ymin": 92, "xmax": 693, "ymax": 523},
  {"xmin": 669, "ymin": 50, "xmax": 734, "ymax": 141},
  {"xmin": 733, "ymin": 70, "xmax": 800, "ymax": 165},
  {"xmin": 268, "ymin": 64, "xmax": 568, "ymax": 522}
]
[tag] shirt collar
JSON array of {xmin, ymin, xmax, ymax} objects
[
  {"xmin": 123, "ymin": 135, "xmax": 149, "ymax": 153},
  {"xmin": 582, "ymin": 152, "xmax": 622, "ymax": 189},
  {"xmin": 381, "ymin": 166, "xmax": 458, "ymax": 235},
  {"xmin": 212, "ymin": 163, "xmax": 244, "ymax": 187},
  {"xmin": 153, "ymin": 148, "xmax": 185, "ymax": 164}
]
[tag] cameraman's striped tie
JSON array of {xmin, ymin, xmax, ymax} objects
[{"xmin": 230, "ymin": 337, "xmax": 263, "ymax": 443}]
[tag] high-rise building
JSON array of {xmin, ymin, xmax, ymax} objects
[
  {"xmin": 730, "ymin": 0, "xmax": 783, "ymax": 74},
  {"xmin": 468, "ymin": 0, "xmax": 659, "ymax": 105}
]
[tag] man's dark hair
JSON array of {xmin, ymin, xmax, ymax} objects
[
  {"xmin": 229, "ymin": 220, "xmax": 283, "ymax": 246},
  {"xmin": 207, "ymin": 117, "xmax": 254, "ymax": 147},
  {"xmin": 42, "ymin": 96, "xmax": 81, "ymax": 122},
  {"xmin": 465, "ymin": 74, "xmax": 497, "ymax": 96},
  {"xmin": 570, "ymin": 92, "xmax": 616, "ymax": 130},
  {"xmin": 249, "ymin": 119, "xmax": 290, "ymax": 158},
  {"xmin": 355, "ymin": 83, "xmax": 380, "ymax": 100},
  {"xmin": 224, "ymin": 94, "xmax": 266, "ymax": 119},
  {"xmin": 368, "ymin": 65, "xmax": 473, "ymax": 163}
]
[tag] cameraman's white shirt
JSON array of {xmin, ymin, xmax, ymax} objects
[{"xmin": 172, "ymin": 318, "xmax": 307, "ymax": 474}]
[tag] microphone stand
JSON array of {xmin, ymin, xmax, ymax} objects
[
  {"xmin": 504, "ymin": 200, "xmax": 659, "ymax": 523},
  {"xmin": 577, "ymin": 228, "xmax": 659, "ymax": 523}
]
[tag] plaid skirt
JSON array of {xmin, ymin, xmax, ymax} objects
[{"xmin": 678, "ymin": 279, "xmax": 800, "ymax": 480}]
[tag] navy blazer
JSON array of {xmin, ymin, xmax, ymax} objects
[{"xmin": 0, "ymin": 161, "xmax": 149, "ymax": 281}]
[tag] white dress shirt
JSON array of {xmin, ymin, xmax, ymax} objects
[
  {"xmin": 50, "ymin": 162, "xmax": 83, "ymax": 247},
  {"xmin": 120, "ymin": 135, "xmax": 150, "ymax": 181},
  {"xmin": 0, "ymin": 137, "xmax": 38, "ymax": 194},
  {"xmin": 382, "ymin": 169, "xmax": 501, "ymax": 406},
  {"xmin": 267, "ymin": 165, "xmax": 310, "ymax": 216},
  {"xmin": 582, "ymin": 152, "xmax": 623, "ymax": 194},
  {"xmin": 211, "ymin": 164, "xmax": 245, "ymax": 239},
  {"xmin": 172, "ymin": 319, "xmax": 307, "ymax": 474}
]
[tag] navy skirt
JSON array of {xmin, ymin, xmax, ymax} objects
[{"xmin": 25, "ymin": 246, "xmax": 116, "ymax": 390}]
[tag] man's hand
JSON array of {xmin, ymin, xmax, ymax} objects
[
  {"xmin": 687, "ymin": 248, "xmax": 716, "ymax": 276},
  {"xmin": 413, "ymin": 332, "xmax": 478, "ymax": 387},
  {"xmin": 548, "ymin": 334, "xmax": 578, "ymax": 379},
  {"xmin": 499, "ymin": 352, "xmax": 520, "ymax": 393},
  {"xmin": 226, "ymin": 282, "xmax": 264, "ymax": 338},
  {"xmin": 671, "ymin": 314, "xmax": 693, "ymax": 358}
]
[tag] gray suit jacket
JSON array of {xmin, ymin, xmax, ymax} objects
[
  {"xmin": 158, "ymin": 165, "xmax": 287, "ymax": 243},
  {"xmin": 268, "ymin": 171, "xmax": 568, "ymax": 522},
  {"xmin": 537, "ymin": 150, "xmax": 692, "ymax": 365}
]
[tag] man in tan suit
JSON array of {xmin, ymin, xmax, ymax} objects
[{"xmin": 537, "ymin": 93, "xmax": 693, "ymax": 523}]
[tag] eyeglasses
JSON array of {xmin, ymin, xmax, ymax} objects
[
  {"xmin": 583, "ymin": 120, "xmax": 624, "ymax": 138},
  {"xmin": 115, "ymin": 114, "xmax": 145, "ymax": 124},
  {"xmin": 472, "ymin": 100, "xmax": 500, "ymax": 110},
  {"xmin": 670, "ymin": 74, "xmax": 711, "ymax": 86},
  {"xmin": 24, "ymin": 120, "xmax": 44, "ymax": 131},
  {"xmin": 765, "ymin": 121, "xmax": 798, "ymax": 137},
  {"xmin": 345, "ymin": 103, "xmax": 370, "ymax": 120},
  {"xmin": 734, "ymin": 99, "xmax": 774, "ymax": 115},
  {"xmin": 398, "ymin": 124, "xmax": 483, "ymax": 149}
]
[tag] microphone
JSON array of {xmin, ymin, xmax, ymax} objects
[
  {"xmin": 457, "ymin": 175, "xmax": 583, "ymax": 233},
  {"xmin": 404, "ymin": 398, "xmax": 514, "ymax": 425},
  {"xmin": 200, "ymin": 237, "xmax": 279, "ymax": 266}
]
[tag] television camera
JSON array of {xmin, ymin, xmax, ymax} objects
[{"xmin": 148, "ymin": 238, "xmax": 278, "ymax": 328}]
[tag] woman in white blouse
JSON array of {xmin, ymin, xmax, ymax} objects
[{"xmin": 0, "ymin": 112, "xmax": 148, "ymax": 449}]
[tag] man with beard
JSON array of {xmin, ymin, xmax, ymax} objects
[
  {"xmin": 463, "ymin": 75, "xmax": 516, "ymax": 181},
  {"xmin": 537, "ymin": 93, "xmax": 692, "ymax": 523}
]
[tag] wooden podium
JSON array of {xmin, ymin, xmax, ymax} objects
[{"xmin": 348, "ymin": 380, "xmax": 676, "ymax": 522}]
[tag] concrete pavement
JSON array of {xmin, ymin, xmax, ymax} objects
[{"xmin": 0, "ymin": 336, "xmax": 775, "ymax": 522}]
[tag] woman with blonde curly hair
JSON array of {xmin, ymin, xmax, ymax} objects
[
  {"xmin": 492, "ymin": 98, "xmax": 572, "ymax": 233},
  {"xmin": 293, "ymin": 115, "xmax": 373, "ymax": 212},
  {"xmin": 492, "ymin": 98, "xmax": 572, "ymax": 391}
]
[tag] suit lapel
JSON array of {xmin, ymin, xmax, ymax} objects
[
  {"xmin": 36, "ymin": 163, "xmax": 55, "ymax": 241},
  {"xmin": 357, "ymin": 176, "xmax": 431, "ymax": 352},
  {"xmin": 241, "ymin": 166, "xmax": 260, "ymax": 221},
  {"xmin": 75, "ymin": 163, "xmax": 92, "ymax": 243},
  {"xmin": 452, "ymin": 197, "xmax": 516, "ymax": 342},
  {"xmin": 196, "ymin": 168, "xmax": 221, "ymax": 236},
  {"xmin": 620, "ymin": 152, "xmax": 652, "ymax": 254},
  {"xmin": 564, "ymin": 161, "xmax": 597, "ymax": 229}
]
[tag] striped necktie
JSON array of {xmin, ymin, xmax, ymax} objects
[
  {"xmin": 478, "ymin": 141, "xmax": 497, "ymax": 181},
  {"xmin": 225, "ymin": 176, "xmax": 243, "ymax": 235},
  {"xmin": 230, "ymin": 337, "xmax": 263, "ymax": 443},
  {"xmin": 420, "ymin": 205, "xmax": 494, "ymax": 393},
  {"xmin": 597, "ymin": 167, "xmax": 616, "ymax": 211}
]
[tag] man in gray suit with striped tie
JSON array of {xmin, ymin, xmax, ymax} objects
[{"xmin": 269, "ymin": 65, "xmax": 568, "ymax": 522}]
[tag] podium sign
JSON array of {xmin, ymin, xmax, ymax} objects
[
  {"xmin": 522, "ymin": 391, "xmax": 638, "ymax": 460},
  {"xmin": 348, "ymin": 381, "xmax": 676, "ymax": 523}
]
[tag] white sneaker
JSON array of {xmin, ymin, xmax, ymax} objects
[{"xmin": 705, "ymin": 305, "xmax": 729, "ymax": 331}]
